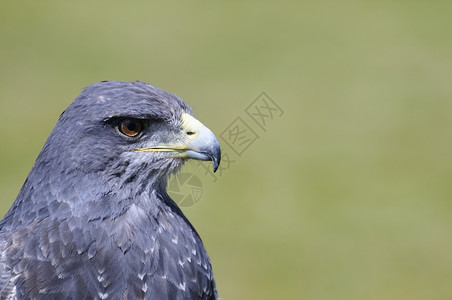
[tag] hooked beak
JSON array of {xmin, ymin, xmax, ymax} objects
[{"xmin": 133, "ymin": 113, "xmax": 221, "ymax": 172}]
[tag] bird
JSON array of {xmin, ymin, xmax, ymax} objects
[{"xmin": 0, "ymin": 81, "xmax": 221, "ymax": 299}]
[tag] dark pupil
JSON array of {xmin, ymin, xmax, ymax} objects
[{"xmin": 124, "ymin": 120, "xmax": 137, "ymax": 131}]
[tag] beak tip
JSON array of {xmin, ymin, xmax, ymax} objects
[
  {"xmin": 211, "ymin": 142, "xmax": 221, "ymax": 173},
  {"xmin": 212, "ymin": 158, "xmax": 220, "ymax": 173}
]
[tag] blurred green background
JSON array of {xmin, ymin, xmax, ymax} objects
[{"xmin": 1, "ymin": 1, "xmax": 452, "ymax": 299}]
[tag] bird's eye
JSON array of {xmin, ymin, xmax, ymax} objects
[{"xmin": 117, "ymin": 118, "xmax": 143, "ymax": 137}]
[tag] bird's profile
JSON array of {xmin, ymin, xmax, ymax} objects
[{"xmin": 0, "ymin": 81, "xmax": 221, "ymax": 299}]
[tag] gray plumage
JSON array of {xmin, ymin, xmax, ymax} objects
[{"xmin": 0, "ymin": 81, "xmax": 220, "ymax": 299}]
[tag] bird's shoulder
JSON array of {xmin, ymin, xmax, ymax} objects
[{"xmin": 0, "ymin": 206, "xmax": 216, "ymax": 299}]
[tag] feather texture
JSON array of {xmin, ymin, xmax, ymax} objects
[{"xmin": 0, "ymin": 81, "xmax": 218, "ymax": 299}]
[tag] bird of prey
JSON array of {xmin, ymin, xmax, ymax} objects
[{"xmin": 0, "ymin": 81, "xmax": 221, "ymax": 299}]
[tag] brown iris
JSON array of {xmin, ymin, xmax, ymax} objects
[{"xmin": 118, "ymin": 118, "xmax": 143, "ymax": 137}]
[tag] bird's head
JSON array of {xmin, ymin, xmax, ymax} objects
[{"xmin": 37, "ymin": 81, "xmax": 221, "ymax": 192}]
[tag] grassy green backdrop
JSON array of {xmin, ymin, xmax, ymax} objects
[{"xmin": 1, "ymin": 1, "xmax": 452, "ymax": 299}]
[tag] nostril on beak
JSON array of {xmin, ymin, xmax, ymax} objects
[{"xmin": 186, "ymin": 131, "xmax": 195, "ymax": 136}]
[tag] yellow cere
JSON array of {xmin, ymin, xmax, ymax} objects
[
  {"xmin": 132, "ymin": 113, "xmax": 204, "ymax": 153},
  {"xmin": 180, "ymin": 113, "xmax": 203, "ymax": 140}
]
